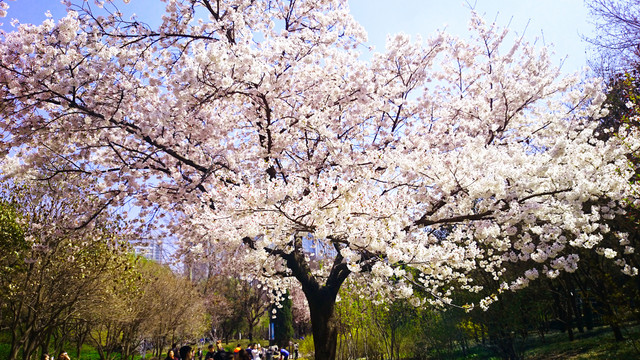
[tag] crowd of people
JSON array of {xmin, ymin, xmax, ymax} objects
[
  {"xmin": 164, "ymin": 340, "xmax": 299, "ymax": 360},
  {"xmin": 36, "ymin": 340, "xmax": 300, "ymax": 360},
  {"xmin": 40, "ymin": 351, "xmax": 71, "ymax": 360}
]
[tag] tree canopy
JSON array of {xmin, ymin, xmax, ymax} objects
[{"xmin": 1, "ymin": 1, "xmax": 639, "ymax": 359}]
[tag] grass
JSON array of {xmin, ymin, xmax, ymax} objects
[
  {"xmin": 1, "ymin": 325, "xmax": 638, "ymax": 359},
  {"xmin": 523, "ymin": 325, "xmax": 640, "ymax": 360},
  {"xmin": 451, "ymin": 324, "xmax": 640, "ymax": 360}
]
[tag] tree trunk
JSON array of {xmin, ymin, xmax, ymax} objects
[
  {"xmin": 74, "ymin": 321, "xmax": 89, "ymax": 360},
  {"xmin": 583, "ymin": 301, "xmax": 594, "ymax": 331},
  {"xmin": 9, "ymin": 345, "xmax": 20, "ymax": 360},
  {"xmin": 610, "ymin": 323, "xmax": 624, "ymax": 342},
  {"xmin": 269, "ymin": 235, "xmax": 351, "ymax": 360},
  {"xmin": 306, "ymin": 289, "xmax": 339, "ymax": 360},
  {"xmin": 9, "ymin": 304, "xmax": 26, "ymax": 360},
  {"xmin": 40, "ymin": 335, "xmax": 51, "ymax": 360},
  {"xmin": 23, "ymin": 334, "xmax": 39, "ymax": 360},
  {"xmin": 568, "ymin": 290, "xmax": 584, "ymax": 333}
]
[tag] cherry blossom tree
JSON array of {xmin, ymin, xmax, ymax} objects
[
  {"xmin": 290, "ymin": 283, "xmax": 311, "ymax": 337},
  {"xmin": 1, "ymin": 1, "xmax": 639, "ymax": 358}
]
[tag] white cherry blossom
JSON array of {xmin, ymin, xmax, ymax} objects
[{"xmin": 1, "ymin": 1, "xmax": 639, "ymax": 359}]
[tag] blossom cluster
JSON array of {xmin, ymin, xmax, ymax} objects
[{"xmin": 0, "ymin": 0, "xmax": 638, "ymax": 310}]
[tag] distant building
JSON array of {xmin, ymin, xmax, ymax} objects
[
  {"xmin": 133, "ymin": 242, "xmax": 164, "ymax": 263},
  {"xmin": 306, "ymin": 235, "xmax": 337, "ymax": 260},
  {"xmin": 183, "ymin": 258, "xmax": 210, "ymax": 282}
]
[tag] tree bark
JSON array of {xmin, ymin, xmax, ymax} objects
[
  {"xmin": 610, "ymin": 323, "xmax": 624, "ymax": 342},
  {"xmin": 259, "ymin": 234, "xmax": 352, "ymax": 360},
  {"xmin": 306, "ymin": 289, "xmax": 340, "ymax": 360},
  {"xmin": 8, "ymin": 345, "xmax": 20, "ymax": 360}
]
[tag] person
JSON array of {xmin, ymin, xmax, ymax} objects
[
  {"xmin": 213, "ymin": 344, "xmax": 229, "ymax": 360},
  {"xmin": 180, "ymin": 345, "xmax": 194, "ymax": 360},
  {"xmin": 293, "ymin": 343, "xmax": 298, "ymax": 360},
  {"xmin": 58, "ymin": 352, "xmax": 70, "ymax": 360},
  {"xmin": 237, "ymin": 349, "xmax": 251, "ymax": 360},
  {"xmin": 211, "ymin": 341, "xmax": 229, "ymax": 360},
  {"xmin": 213, "ymin": 348, "xmax": 229, "ymax": 360},
  {"xmin": 233, "ymin": 344, "xmax": 242, "ymax": 360},
  {"xmin": 264, "ymin": 345, "xmax": 273, "ymax": 360},
  {"xmin": 250, "ymin": 344, "xmax": 260, "ymax": 360},
  {"xmin": 279, "ymin": 347, "xmax": 289, "ymax": 360},
  {"xmin": 205, "ymin": 344, "xmax": 216, "ymax": 360},
  {"xmin": 171, "ymin": 344, "xmax": 182, "ymax": 360},
  {"xmin": 41, "ymin": 354, "xmax": 50, "ymax": 360},
  {"xmin": 165, "ymin": 349, "xmax": 178, "ymax": 360}
]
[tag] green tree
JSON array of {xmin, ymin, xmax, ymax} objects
[
  {"xmin": 141, "ymin": 259, "xmax": 209, "ymax": 358},
  {"xmin": 333, "ymin": 282, "xmax": 419, "ymax": 360},
  {"xmin": 202, "ymin": 275, "xmax": 249, "ymax": 343},
  {"xmin": 273, "ymin": 292, "xmax": 294, "ymax": 349},
  {"xmin": 237, "ymin": 280, "xmax": 270, "ymax": 342},
  {"xmin": 0, "ymin": 180, "xmax": 135, "ymax": 360},
  {"xmin": 86, "ymin": 257, "xmax": 209, "ymax": 360}
]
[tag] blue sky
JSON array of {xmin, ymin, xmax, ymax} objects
[
  {"xmin": 350, "ymin": 0, "xmax": 593, "ymax": 73},
  {"xmin": 2, "ymin": 0, "xmax": 593, "ymax": 72}
]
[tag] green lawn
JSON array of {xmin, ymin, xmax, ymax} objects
[
  {"xmin": 524, "ymin": 326, "xmax": 640, "ymax": 360},
  {"xmin": 1, "ymin": 325, "xmax": 638, "ymax": 359},
  {"xmin": 452, "ymin": 325, "xmax": 640, "ymax": 360}
]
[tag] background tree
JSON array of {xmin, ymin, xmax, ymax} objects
[
  {"xmin": 290, "ymin": 285, "xmax": 311, "ymax": 339},
  {"xmin": 142, "ymin": 261, "xmax": 210, "ymax": 359},
  {"xmin": 237, "ymin": 279, "xmax": 270, "ymax": 342},
  {"xmin": 84, "ymin": 254, "xmax": 142, "ymax": 360},
  {"xmin": 202, "ymin": 276, "xmax": 240, "ymax": 344},
  {"xmin": 86, "ymin": 256, "xmax": 208, "ymax": 360},
  {"xmin": 0, "ymin": 179, "xmax": 135, "ymax": 360},
  {"xmin": 586, "ymin": 0, "xmax": 640, "ymax": 74},
  {"xmin": 272, "ymin": 292, "xmax": 294, "ymax": 349},
  {"xmin": 334, "ymin": 285, "xmax": 418, "ymax": 360}
]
